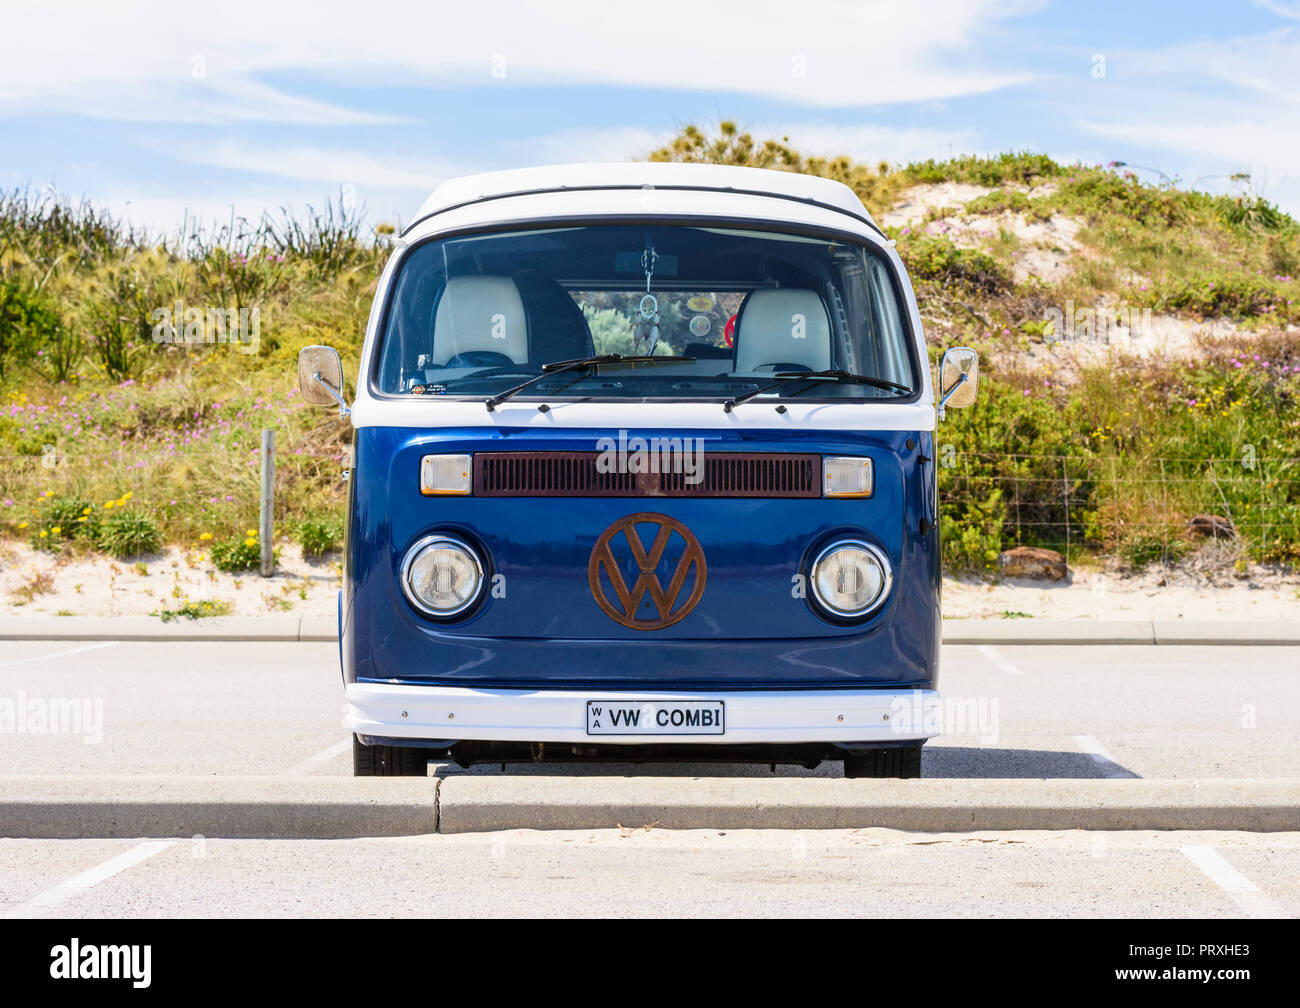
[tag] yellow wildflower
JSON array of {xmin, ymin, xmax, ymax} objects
[
  {"xmin": 244, "ymin": 538, "xmax": 257, "ymax": 548},
  {"xmin": 18, "ymin": 521, "xmax": 28, "ymax": 529},
  {"xmin": 39, "ymin": 530, "xmax": 48, "ymax": 538},
  {"xmin": 199, "ymin": 532, "xmax": 213, "ymax": 541},
  {"xmin": 245, "ymin": 529, "xmax": 256, "ymax": 537},
  {"xmin": 51, "ymin": 526, "xmax": 61, "ymax": 535}
]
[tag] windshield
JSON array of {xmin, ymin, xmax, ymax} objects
[{"xmin": 374, "ymin": 224, "xmax": 917, "ymax": 401}]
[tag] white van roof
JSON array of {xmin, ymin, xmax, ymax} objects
[{"xmin": 408, "ymin": 162, "xmax": 881, "ymax": 236}]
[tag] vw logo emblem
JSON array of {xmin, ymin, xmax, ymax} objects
[{"xmin": 587, "ymin": 512, "xmax": 707, "ymax": 630}]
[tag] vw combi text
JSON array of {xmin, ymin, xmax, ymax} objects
[{"xmin": 298, "ymin": 161, "xmax": 979, "ymax": 778}]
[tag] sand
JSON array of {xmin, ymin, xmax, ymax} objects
[
  {"xmin": 3, "ymin": 538, "xmax": 1295, "ymax": 623},
  {"xmin": 943, "ymin": 564, "xmax": 1300, "ymax": 621},
  {"xmin": 1, "ymin": 540, "xmax": 340, "ymax": 619}
]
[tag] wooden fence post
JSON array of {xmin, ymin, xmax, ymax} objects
[{"xmin": 260, "ymin": 428, "xmax": 275, "ymax": 577}]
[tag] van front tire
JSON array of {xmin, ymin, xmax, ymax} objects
[
  {"xmin": 843, "ymin": 743, "xmax": 923, "ymax": 779},
  {"xmin": 353, "ymin": 735, "xmax": 430, "ymax": 776}
]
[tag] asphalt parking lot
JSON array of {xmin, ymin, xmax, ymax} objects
[
  {"xmin": 2, "ymin": 828, "xmax": 1296, "ymax": 918},
  {"xmin": 3, "ymin": 640, "xmax": 1296, "ymax": 917},
  {"xmin": 1, "ymin": 640, "xmax": 1296, "ymax": 779}
]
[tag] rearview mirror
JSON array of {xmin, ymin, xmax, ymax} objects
[
  {"xmin": 298, "ymin": 345, "xmax": 348, "ymax": 412},
  {"xmin": 938, "ymin": 346, "xmax": 978, "ymax": 419}
]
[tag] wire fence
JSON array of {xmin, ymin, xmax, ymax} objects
[
  {"xmin": 3, "ymin": 447, "xmax": 1299, "ymax": 565},
  {"xmin": 0, "ymin": 443, "xmax": 346, "ymax": 541},
  {"xmin": 938, "ymin": 452, "xmax": 1300, "ymax": 565}
]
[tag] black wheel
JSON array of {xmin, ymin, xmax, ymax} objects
[
  {"xmin": 353, "ymin": 735, "xmax": 429, "ymax": 776},
  {"xmin": 843, "ymin": 744, "xmax": 923, "ymax": 779}
]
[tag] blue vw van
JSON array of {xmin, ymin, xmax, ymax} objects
[{"xmin": 298, "ymin": 162, "xmax": 978, "ymax": 778}]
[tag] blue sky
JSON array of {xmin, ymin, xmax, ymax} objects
[{"xmin": 3, "ymin": 0, "xmax": 1298, "ymax": 234}]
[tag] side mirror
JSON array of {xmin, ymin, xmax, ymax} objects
[
  {"xmin": 937, "ymin": 346, "xmax": 978, "ymax": 419},
  {"xmin": 298, "ymin": 345, "xmax": 349, "ymax": 414}
]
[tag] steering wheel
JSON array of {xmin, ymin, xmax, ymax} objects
[
  {"xmin": 455, "ymin": 364, "xmax": 544, "ymax": 380},
  {"xmin": 723, "ymin": 313, "xmax": 738, "ymax": 348},
  {"xmin": 444, "ymin": 351, "xmax": 518, "ymax": 369}
]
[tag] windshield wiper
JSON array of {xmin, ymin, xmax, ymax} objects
[
  {"xmin": 722, "ymin": 369, "xmax": 912, "ymax": 413},
  {"xmin": 485, "ymin": 354, "xmax": 695, "ymax": 411}
]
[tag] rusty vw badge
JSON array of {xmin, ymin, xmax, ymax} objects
[{"xmin": 587, "ymin": 512, "xmax": 707, "ymax": 630}]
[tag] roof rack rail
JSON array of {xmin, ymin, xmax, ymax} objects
[{"xmin": 400, "ymin": 183, "xmax": 886, "ymax": 240}]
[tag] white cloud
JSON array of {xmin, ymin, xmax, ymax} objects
[
  {"xmin": 1071, "ymin": 28, "xmax": 1300, "ymax": 212},
  {"xmin": 1079, "ymin": 117, "xmax": 1300, "ymax": 208},
  {"xmin": 0, "ymin": 0, "xmax": 1034, "ymax": 122},
  {"xmin": 1255, "ymin": 1, "xmax": 1300, "ymax": 18},
  {"xmin": 158, "ymin": 140, "xmax": 451, "ymax": 190},
  {"xmin": 520, "ymin": 126, "xmax": 668, "ymax": 166},
  {"xmin": 1119, "ymin": 27, "xmax": 1300, "ymax": 104},
  {"xmin": 81, "ymin": 120, "xmax": 986, "ymax": 233}
]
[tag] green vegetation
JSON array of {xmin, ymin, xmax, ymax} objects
[
  {"xmin": 1, "ymin": 122, "xmax": 1298, "ymax": 578},
  {"xmin": 936, "ymin": 338, "xmax": 1300, "ymax": 570},
  {"xmin": 295, "ymin": 516, "xmax": 343, "ymax": 558},
  {"xmin": 895, "ymin": 234, "xmax": 1010, "ymax": 293},
  {"xmin": 210, "ymin": 530, "xmax": 269, "ymax": 572},
  {"xmin": 154, "ymin": 598, "xmax": 233, "ymax": 621},
  {"xmin": 26, "ymin": 492, "xmax": 166, "ymax": 558},
  {"xmin": 29, "ymin": 494, "xmax": 100, "ymax": 548},
  {"xmin": 657, "ymin": 124, "xmax": 1299, "ymax": 573},
  {"xmin": 0, "ymin": 185, "xmax": 372, "ymax": 548},
  {"xmin": 96, "ymin": 509, "xmax": 162, "ymax": 558},
  {"xmin": 648, "ymin": 120, "xmax": 906, "ymax": 218},
  {"xmin": 0, "ymin": 277, "xmax": 64, "ymax": 381},
  {"xmin": 907, "ymin": 152, "xmax": 1063, "ymax": 188}
]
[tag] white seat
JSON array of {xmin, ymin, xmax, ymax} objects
[
  {"xmin": 432, "ymin": 275, "xmax": 529, "ymax": 366},
  {"xmin": 733, "ymin": 289, "xmax": 831, "ymax": 374}
]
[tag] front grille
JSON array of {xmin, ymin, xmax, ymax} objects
[{"xmin": 474, "ymin": 451, "xmax": 821, "ymax": 498}]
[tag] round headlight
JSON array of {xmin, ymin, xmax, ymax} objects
[
  {"xmin": 810, "ymin": 540, "xmax": 892, "ymax": 619},
  {"xmin": 401, "ymin": 536, "xmax": 485, "ymax": 618}
]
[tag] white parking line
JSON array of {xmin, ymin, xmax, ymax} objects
[
  {"xmin": 1181, "ymin": 845, "xmax": 1289, "ymax": 918},
  {"xmin": 0, "ymin": 641, "xmax": 120, "ymax": 669},
  {"xmin": 286, "ymin": 738, "xmax": 352, "ymax": 776},
  {"xmin": 1073, "ymin": 734, "xmax": 1138, "ymax": 778},
  {"xmin": 977, "ymin": 645, "xmax": 1022, "ymax": 676},
  {"xmin": 2, "ymin": 840, "xmax": 175, "ymax": 918}
]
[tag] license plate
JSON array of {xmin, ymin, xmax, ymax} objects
[{"xmin": 586, "ymin": 700, "xmax": 725, "ymax": 736}]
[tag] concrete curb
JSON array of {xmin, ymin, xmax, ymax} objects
[
  {"xmin": 0, "ymin": 615, "xmax": 310, "ymax": 642},
  {"xmin": 3, "ymin": 616, "xmax": 1297, "ymax": 645},
  {"xmin": 2, "ymin": 777, "xmax": 1296, "ymax": 838},
  {"xmin": 1152, "ymin": 620, "xmax": 1300, "ymax": 645},
  {"xmin": 942, "ymin": 619, "xmax": 1159, "ymax": 644},
  {"xmin": 943, "ymin": 619, "xmax": 1300, "ymax": 645},
  {"xmin": 435, "ymin": 777, "xmax": 1300, "ymax": 833},
  {"xmin": 0, "ymin": 776, "xmax": 437, "ymax": 839}
]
